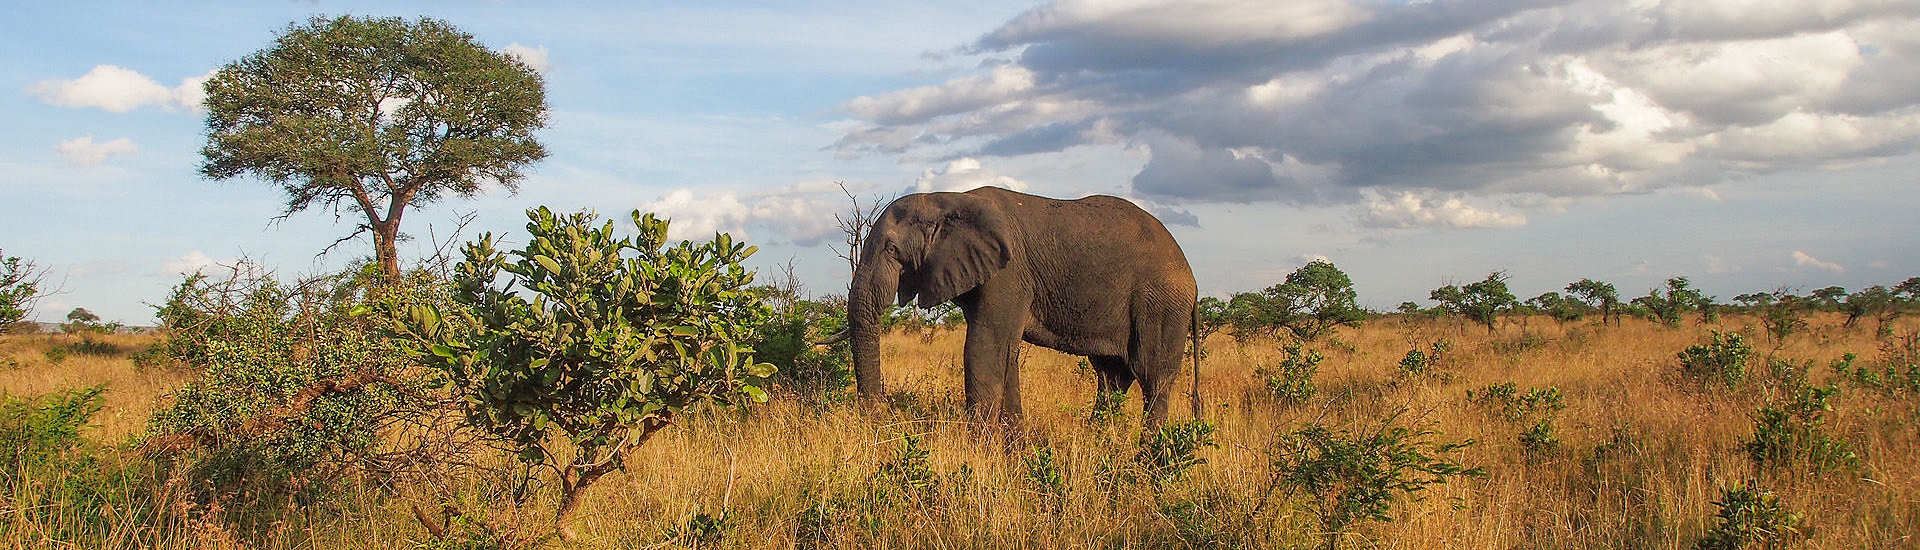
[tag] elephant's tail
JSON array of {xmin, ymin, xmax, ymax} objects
[{"xmin": 1190, "ymin": 303, "xmax": 1202, "ymax": 420}]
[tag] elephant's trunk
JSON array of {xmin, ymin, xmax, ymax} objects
[{"xmin": 849, "ymin": 257, "xmax": 901, "ymax": 396}]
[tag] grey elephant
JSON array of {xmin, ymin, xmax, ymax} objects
[{"xmin": 845, "ymin": 186, "xmax": 1199, "ymax": 426}]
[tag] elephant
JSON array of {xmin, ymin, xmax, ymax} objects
[{"xmin": 845, "ymin": 186, "xmax": 1199, "ymax": 426}]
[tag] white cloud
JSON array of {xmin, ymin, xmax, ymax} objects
[
  {"xmin": 27, "ymin": 65, "xmax": 210, "ymax": 112},
  {"xmin": 913, "ymin": 157, "xmax": 1027, "ymax": 193},
  {"xmin": 1791, "ymin": 250, "xmax": 1845, "ymax": 273},
  {"xmin": 503, "ymin": 43, "xmax": 552, "ymax": 74},
  {"xmin": 639, "ymin": 186, "xmax": 843, "ymax": 245},
  {"xmin": 845, "ymin": 65, "xmax": 1035, "ymax": 125},
  {"xmin": 55, "ymin": 136, "xmax": 137, "ymax": 166},
  {"xmin": 1358, "ymin": 191, "xmax": 1526, "ymax": 230},
  {"xmin": 163, "ymin": 251, "xmax": 223, "ymax": 275}
]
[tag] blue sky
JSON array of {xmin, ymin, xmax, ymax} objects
[{"xmin": 4, "ymin": 1, "xmax": 1918, "ymax": 324}]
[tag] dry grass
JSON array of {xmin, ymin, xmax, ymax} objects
[{"xmin": 3, "ymin": 313, "xmax": 1917, "ymax": 549}]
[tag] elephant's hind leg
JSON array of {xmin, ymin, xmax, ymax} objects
[{"xmin": 1131, "ymin": 296, "xmax": 1193, "ymax": 428}]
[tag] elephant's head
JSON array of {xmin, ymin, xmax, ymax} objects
[{"xmin": 847, "ymin": 192, "xmax": 1012, "ymax": 395}]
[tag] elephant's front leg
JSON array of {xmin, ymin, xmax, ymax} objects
[{"xmin": 962, "ymin": 312, "xmax": 1025, "ymax": 422}]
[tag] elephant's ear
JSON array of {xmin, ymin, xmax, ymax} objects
[{"xmin": 913, "ymin": 199, "xmax": 1011, "ymax": 307}]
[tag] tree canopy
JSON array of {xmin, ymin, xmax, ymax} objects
[
  {"xmin": 1431, "ymin": 272, "xmax": 1518, "ymax": 332},
  {"xmin": 0, "ymin": 250, "xmax": 45, "ymax": 332},
  {"xmin": 201, "ymin": 15, "xmax": 549, "ymax": 279}
]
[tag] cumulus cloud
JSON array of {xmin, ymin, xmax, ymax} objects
[
  {"xmin": 503, "ymin": 43, "xmax": 551, "ymax": 74},
  {"xmin": 1791, "ymin": 250, "xmax": 1846, "ymax": 273},
  {"xmin": 28, "ymin": 65, "xmax": 210, "ymax": 112},
  {"xmin": 163, "ymin": 251, "xmax": 224, "ymax": 275},
  {"xmin": 639, "ymin": 184, "xmax": 848, "ymax": 245},
  {"xmin": 836, "ymin": 0, "xmax": 1920, "ymax": 228},
  {"xmin": 55, "ymin": 136, "xmax": 137, "ymax": 166},
  {"xmin": 1358, "ymin": 191, "xmax": 1526, "ymax": 230},
  {"xmin": 913, "ymin": 157, "xmax": 1027, "ymax": 193}
]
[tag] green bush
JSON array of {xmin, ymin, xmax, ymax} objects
[
  {"xmin": 1696, "ymin": 481, "xmax": 1807, "ymax": 549},
  {"xmin": 1269, "ymin": 413, "xmax": 1484, "ymax": 550},
  {"xmin": 386, "ymin": 208, "xmax": 774, "ymax": 541},
  {"xmin": 1089, "ymin": 390, "xmax": 1130, "ymax": 425},
  {"xmin": 1468, "ymin": 382, "xmax": 1568, "ymax": 456},
  {"xmin": 1257, "ymin": 343, "xmax": 1320, "ymax": 404},
  {"xmin": 753, "ymin": 297, "xmax": 852, "ymax": 401},
  {"xmin": 1743, "ymin": 383, "xmax": 1857, "ymax": 473},
  {"xmin": 1678, "ymin": 330, "xmax": 1752, "ymax": 388},
  {"xmin": 1397, "ymin": 338, "xmax": 1452, "ymax": 380},
  {"xmin": 145, "ymin": 264, "xmax": 426, "ymax": 498},
  {"xmin": 1024, "ymin": 445, "xmax": 1066, "ymax": 503},
  {"xmin": 1, "ymin": 386, "xmax": 159, "ymax": 541},
  {"xmin": 1, "ymin": 385, "xmax": 105, "ymax": 485},
  {"xmin": 1137, "ymin": 420, "xmax": 1218, "ymax": 487},
  {"xmin": 876, "ymin": 434, "xmax": 941, "ymax": 506}
]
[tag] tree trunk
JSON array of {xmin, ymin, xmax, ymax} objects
[{"xmin": 372, "ymin": 220, "xmax": 401, "ymax": 282}]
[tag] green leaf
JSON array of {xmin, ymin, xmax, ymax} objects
[
  {"xmin": 430, "ymin": 344, "xmax": 457, "ymax": 359},
  {"xmin": 534, "ymin": 254, "xmax": 563, "ymax": 275},
  {"xmin": 742, "ymin": 384, "xmax": 769, "ymax": 403},
  {"xmin": 746, "ymin": 362, "xmax": 776, "ymax": 378}
]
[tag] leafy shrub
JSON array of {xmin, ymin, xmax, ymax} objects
[
  {"xmin": 1256, "ymin": 343, "xmax": 1320, "ymax": 404},
  {"xmin": 754, "ymin": 299, "xmax": 853, "ymax": 401},
  {"xmin": 0, "ymin": 250, "xmax": 46, "ymax": 332},
  {"xmin": 1468, "ymin": 382, "xmax": 1566, "ymax": 423},
  {"xmin": 42, "ymin": 345, "xmax": 68, "ymax": 364},
  {"xmin": 1833, "ymin": 334, "xmax": 1920, "ymax": 395},
  {"xmin": 1397, "ymin": 338, "xmax": 1452, "ymax": 380},
  {"xmin": 1269, "ymin": 413, "xmax": 1484, "ymax": 550},
  {"xmin": 875, "ymin": 434, "xmax": 941, "ymax": 507},
  {"xmin": 1696, "ymin": 481, "xmax": 1807, "ymax": 549},
  {"xmin": 1, "ymin": 385, "xmax": 105, "ymax": 485},
  {"xmin": 145, "ymin": 263, "xmax": 425, "ymax": 500},
  {"xmin": 1024, "ymin": 445, "xmax": 1066, "ymax": 503},
  {"xmin": 664, "ymin": 509, "xmax": 732, "ymax": 548},
  {"xmin": 1, "ymin": 386, "xmax": 158, "ymax": 540},
  {"xmin": 1678, "ymin": 330, "xmax": 1752, "ymax": 388},
  {"xmin": 1089, "ymin": 390, "xmax": 1129, "ymax": 425},
  {"xmin": 1137, "ymin": 420, "xmax": 1218, "ymax": 487},
  {"xmin": 386, "ymin": 208, "xmax": 774, "ymax": 541},
  {"xmin": 1468, "ymin": 382, "xmax": 1567, "ymax": 455},
  {"xmin": 1743, "ymin": 383, "xmax": 1857, "ymax": 473}
]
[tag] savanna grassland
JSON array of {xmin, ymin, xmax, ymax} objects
[{"xmin": 3, "ymin": 313, "xmax": 1918, "ymax": 549}]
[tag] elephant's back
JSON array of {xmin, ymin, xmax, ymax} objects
[{"xmin": 969, "ymin": 187, "xmax": 1195, "ymax": 291}]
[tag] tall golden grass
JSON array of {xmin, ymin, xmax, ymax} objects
[{"xmin": 2, "ymin": 313, "xmax": 1916, "ymax": 549}]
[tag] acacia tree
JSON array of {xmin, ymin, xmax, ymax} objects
[
  {"xmin": 201, "ymin": 15, "xmax": 548, "ymax": 280},
  {"xmin": 1565, "ymin": 278, "xmax": 1619, "ymax": 326},
  {"xmin": 1431, "ymin": 272, "xmax": 1518, "ymax": 333},
  {"xmin": 0, "ymin": 249, "xmax": 46, "ymax": 332},
  {"xmin": 1224, "ymin": 260, "xmax": 1365, "ymax": 342},
  {"xmin": 1525, "ymin": 291, "xmax": 1585, "ymax": 323}
]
